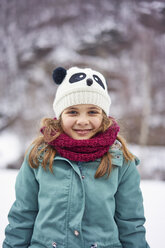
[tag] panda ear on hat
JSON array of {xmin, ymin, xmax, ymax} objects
[{"xmin": 52, "ymin": 67, "xmax": 67, "ymax": 85}]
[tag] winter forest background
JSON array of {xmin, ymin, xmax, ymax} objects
[{"xmin": 0, "ymin": 0, "xmax": 165, "ymax": 247}]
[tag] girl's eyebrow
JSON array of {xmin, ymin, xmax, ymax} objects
[
  {"xmin": 64, "ymin": 107, "xmax": 79, "ymax": 112},
  {"xmin": 88, "ymin": 107, "xmax": 99, "ymax": 109},
  {"xmin": 66, "ymin": 107, "xmax": 78, "ymax": 110},
  {"xmin": 88, "ymin": 107, "xmax": 102, "ymax": 111}
]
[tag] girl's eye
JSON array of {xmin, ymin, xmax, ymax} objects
[
  {"xmin": 89, "ymin": 111, "xmax": 99, "ymax": 115},
  {"xmin": 67, "ymin": 111, "xmax": 78, "ymax": 115}
]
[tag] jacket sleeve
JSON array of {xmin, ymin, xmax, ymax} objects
[
  {"xmin": 3, "ymin": 153, "xmax": 39, "ymax": 248},
  {"xmin": 114, "ymin": 158, "xmax": 150, "ymax": 248}
]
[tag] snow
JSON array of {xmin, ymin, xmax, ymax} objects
[
  {"xmin": 141, "ymin": 180, "xmax": 165, "ymax": 248},
  {"xmin": 0, "ymin": 169, "xmax": 165, "ymax": 247},
  {"xmin": 130, "ymin": 144, "xmax": 165, "ymax": 180},
  {"xmin": 0, "ymin": 132, "xmax": 21, "ymax": 168}
]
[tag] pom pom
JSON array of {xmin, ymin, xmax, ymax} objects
[{"xmin": 52, "ymin": 67, "xmax": 67, "ymax": 85}]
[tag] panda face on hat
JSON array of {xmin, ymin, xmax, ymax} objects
[
  {"xmin": 68, "ymin": 67, "xmax": 106, "ymax": 90},
  {"xmin": 53, "ymin": 67, "xmax": 111, "ymax": 119}
]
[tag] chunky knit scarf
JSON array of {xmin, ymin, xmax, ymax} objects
[{"xmin": 46, "ymin": 121, "xmax": 120, "ymax": 162}]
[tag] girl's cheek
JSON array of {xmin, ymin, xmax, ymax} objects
[
  {"xmin": 62, "ymin": 118, "xmax": 74, "ymax": 129},
  {"xmin": 94, "ymin": 116, "xmax": 103, "ymax": 126}
]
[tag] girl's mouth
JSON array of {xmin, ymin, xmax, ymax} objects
[{"xmin": 73, "ymin": 129, "xmax": 92, "ymax": 135}]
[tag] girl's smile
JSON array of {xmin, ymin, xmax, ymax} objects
[{"xmin": 61, "ymin": 104, "xmax": 103, "ymax": 140}]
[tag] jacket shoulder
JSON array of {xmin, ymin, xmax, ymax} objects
[
  {"xmin": 109, "ymin": 140, "xmax": 123, "ymax": 167},
  {"xmin": 110, "ymin": 139, "xmax": 122, "ymax": 151},
  {"xmin": 109, "ymin": 140, "xmax": 140, "ymax": 168}
]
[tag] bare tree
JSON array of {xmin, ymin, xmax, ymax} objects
[{"xmin": 138, "ymin": 29, "xmax": 153, "ymax": 145}]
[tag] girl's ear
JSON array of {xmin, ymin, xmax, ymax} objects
[{"xmin": 52, "ymin": 67, "xmax": 67, "ymax": 84}]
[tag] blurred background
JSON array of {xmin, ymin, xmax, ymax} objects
[
  {"xmin": 0, "ymin": 1, "xmax": 165, "ymax": 247},
  {"xmin": 0, "ymin": 0, "xmax": 165, "ymax": 179}
]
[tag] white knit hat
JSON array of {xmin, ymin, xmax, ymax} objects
[{"xmin": 52, "ymin": 67, "xmax": 111, "ymax": 119}]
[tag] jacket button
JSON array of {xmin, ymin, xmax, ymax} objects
[
  {"xmin": 74, "ymin": 230, "xmax": 79, "ymax": 236},
  {"xmin": 82, "ymin": 175, "xmax": 85, "ymax": 179}
]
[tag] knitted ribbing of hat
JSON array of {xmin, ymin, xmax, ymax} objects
[{"xmin": 48, "ymin": 121, "xmax": 120, "ymax": 162}]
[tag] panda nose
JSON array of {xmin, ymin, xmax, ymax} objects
[{"xmin": 86, "ymin": 78, "xmax": 93, "ymax": 86}]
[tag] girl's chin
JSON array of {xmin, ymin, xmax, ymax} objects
[{"xmin": 72, "ymin": 134, "xmax": 92, "ymax": 140}]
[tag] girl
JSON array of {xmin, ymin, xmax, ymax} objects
[{"xmin": 3, "ymin": 67, "xmax": 150, "ymax": 248}]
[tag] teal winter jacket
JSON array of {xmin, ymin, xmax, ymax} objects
[{"xmin": 3, "ymin": 143, "xmax": 150, "ymax": 248}]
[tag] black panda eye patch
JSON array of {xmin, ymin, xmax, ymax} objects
[
  {"xmin": 93, "ymin": 75, "xmax": 105, "ymax": 89},
  {"xmin": 69, "ymin": 73, "xmax": 86, "ymax": 83}
]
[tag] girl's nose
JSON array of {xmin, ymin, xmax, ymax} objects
[{"xmin": 76, "ymin": 115, "xmax": 89, "ymax": 125}]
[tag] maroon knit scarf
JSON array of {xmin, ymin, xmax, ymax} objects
[{"xmin": 46, "ymin": 120, "xmax": 120, "ymax": 162}]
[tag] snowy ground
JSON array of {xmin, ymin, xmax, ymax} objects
[{"xmin": 0, "ymin": 169, "xmax": 165, "ymax": 247}]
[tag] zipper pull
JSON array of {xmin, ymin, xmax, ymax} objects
[{"xmin": 91, "ymin": 243, "xmax": 97, "ymax": 248}]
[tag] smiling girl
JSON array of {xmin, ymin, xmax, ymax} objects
[{"xmin": 3, "ymin": 67, "xmax": 150, "ymax": 248}]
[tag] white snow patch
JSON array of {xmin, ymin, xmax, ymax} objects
[
  {"xmin": 130, "ymin": 144, "xmax": 165, "ymax": 168},
  {"xmin": 0, "ymin": 132, "xmax": 21, "ymax": 169},
  {"xmin": 141, "ymin": 180, "xmax": 165, "ymax": 248}
]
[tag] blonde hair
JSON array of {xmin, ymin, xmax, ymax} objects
[{"xmin": 28, "ymin": 113, "xmax": 135, "ymax": 178}]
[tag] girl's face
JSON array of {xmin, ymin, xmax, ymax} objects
[{"xmin": 61, "ymin": 104, "xmax": 103, "ymax": 140}]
